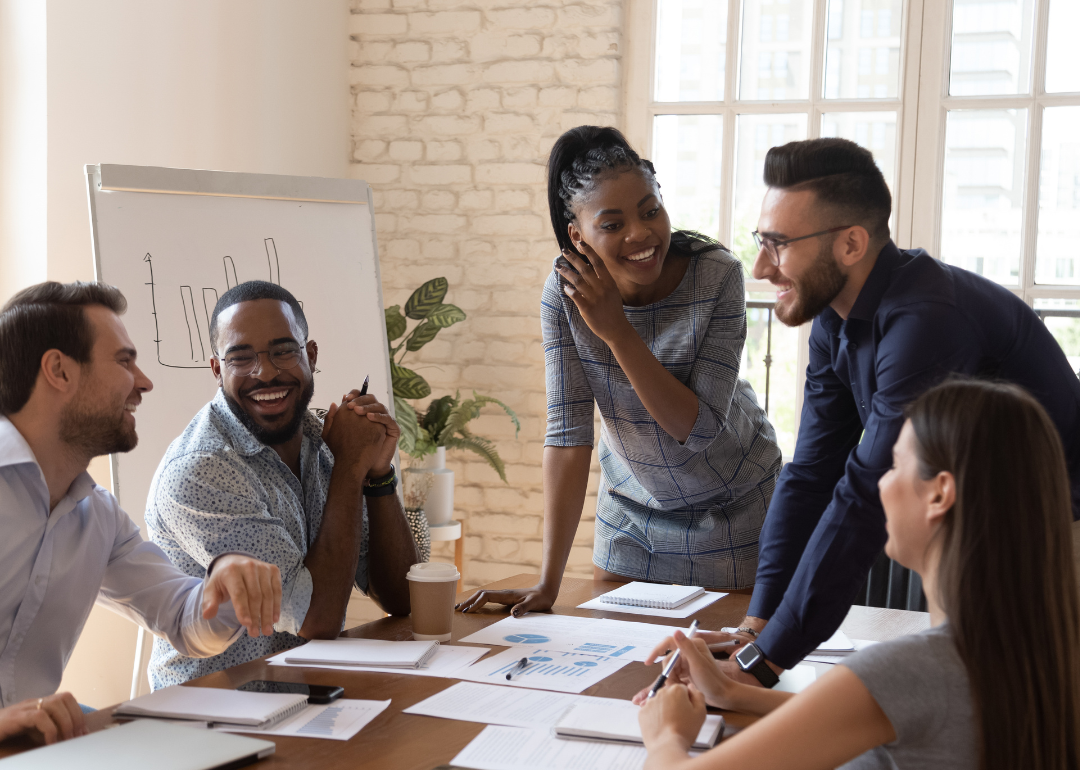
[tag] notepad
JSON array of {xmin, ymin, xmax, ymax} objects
[
  {"xmin": 114, "ymin": 685, "xmax": 308, "ymax": 728},
  {"xmin": 598, "ymin": 582, "xmax": 705, "ymax": 610},
  {"xmin": 283, "ymin": 638, "xmax": 440, "ymax": 669},
  {"xmin": 554, "ymin": 701, "xmax": 724, "ymax": 749}
]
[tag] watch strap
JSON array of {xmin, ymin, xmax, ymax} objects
[{"xmin": 738, "ymin": 643, "xmax": 781, "ymax": 688}]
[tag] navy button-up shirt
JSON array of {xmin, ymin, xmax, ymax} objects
[{"xmin": 750, "ymin": 241, "xmax": 1080, "ymax": 668}]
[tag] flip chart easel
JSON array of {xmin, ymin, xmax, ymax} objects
[{"xmin": 86, "ymin": 164, "xmax": 391, "ymax": 696}]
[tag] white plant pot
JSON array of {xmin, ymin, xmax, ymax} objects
[{"xmin": 407, "ymin": 447, "xmax": 454, "ymax": 527}]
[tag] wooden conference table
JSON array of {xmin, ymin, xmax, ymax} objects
[{"xmin": 0, "ymin": 574, "xmax": 930, "ymax": 768}]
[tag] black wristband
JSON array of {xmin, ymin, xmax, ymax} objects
[
  {"xmin": 365, "ymin": 464, "xmax": 395, "ymax": 488},
  {"xmin": 363, "ymin": 481, "xmax": 398, "ymax": 497}
]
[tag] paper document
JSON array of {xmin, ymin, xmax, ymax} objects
[
  {"xmin": 457, "ymin": 647, "xmax": 632, "ymax": 693},
  {"xmin": 811, "ymin": 629, "xmax": 856, "ymax": 654},
  {"xmin": 774, "ymin": 664, "xmax": 817, "ymax": 693},
  {"xmin": 451, "ymin": 726, "xmax": 648, "ymax": 770},
  {"xmin": 267, "ymin": 644, "xmax": 489, "ymax": 678},
  {"xmin": 216, "ymin": 698, "xmax": 390, "ymax": 741},
  {"xmin": 577, "ymin": 591, "xmax": 724, "ymax": 619},
  {"xmin": 805, "ymin": 639, "xmax": 878, "ymax": 664},
  {"xmin": 460, "ymin": 614, "xmax": 683, "ymax": 662},
  {"xmin": 405, "ymin": 681, "xmax": 617, "ymax": 729}
]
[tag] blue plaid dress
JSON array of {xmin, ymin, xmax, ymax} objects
[{"xmin": 542, "ymin": 233, "xmax": 781, "ymax": 589}]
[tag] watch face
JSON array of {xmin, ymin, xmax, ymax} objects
[{"xmin": 736, "ymin": 644, "xmax": 761, "ymax": 670}]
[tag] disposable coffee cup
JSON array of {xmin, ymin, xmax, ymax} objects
[{"xmin": 407, "ymin": 562, "xmax": 460, "ymax": 642}]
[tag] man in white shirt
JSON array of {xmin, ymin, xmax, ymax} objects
[{"xmin": 0, "ymin": 281, "xmax": 282, "ymax": 746}]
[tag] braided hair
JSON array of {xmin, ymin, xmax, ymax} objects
[{"xmin": 546, "ymin": 126, "xmax": 659, "ymax": 255}]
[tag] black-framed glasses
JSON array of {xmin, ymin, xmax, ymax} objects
[
  {"xmin": 752, "ymin": 225, "xmax": 854, "ymax": 266},
  {"xmin": 220, "ymin": 343, "xmax": 303, "ymax": 377}
]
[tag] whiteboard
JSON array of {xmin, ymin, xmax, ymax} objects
[{"xmin": 87, "ymin": 164, "xmax": 391, "ymax": 530}]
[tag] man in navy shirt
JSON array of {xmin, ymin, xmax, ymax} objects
[{"xmin": 723, "ymin": 138, "xmax": 1080, "ymax": 680}]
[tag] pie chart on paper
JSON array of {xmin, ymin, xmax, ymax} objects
[{"xmin": 503, "ymin": 634, "xmax": 550, "ymax": 644}]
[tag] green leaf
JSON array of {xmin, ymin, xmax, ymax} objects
[
  {"xmin": 444, "ymin": 435, "xmax": 507, "ymax": 483},
  {"xmin": 390, "ymin": 362, "xmax": 431, "ymax": 400},
  {"xmin": 411, "ymin": 427, "xmax": 437, "ymax": 459},
  {"xmin": 404, "ymin": 277, "xmax": 448, "ymax": 320},
  {"xmin": 437, "ymin": 392, "xmax": 520, "ymax": 445},
  {"xmin": 384, "ymin": 305, "xmax": 407, "ymax": 341},
  {"xmin": 394, "ymin": 396, "xmax": 418, "ymax": 455},
  {"xmin": 426, "ymin": 303, "xmax": 466, "ymax": 328},
  {"xmin": 421, "ymin": 395, "xmax": 456, "ymax": 435},
  {"xmin": 405, "ymin": 321, "xmax": 441, "ymax": 352}
]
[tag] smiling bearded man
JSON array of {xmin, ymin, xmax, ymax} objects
[{"xmin": 144, "ymin": 280, "xmax": 417, "ymax": 688}]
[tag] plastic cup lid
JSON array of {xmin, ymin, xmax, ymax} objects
[{"xmin": 407, "ymin": 561, "xmax": 460, "ymax": 582}]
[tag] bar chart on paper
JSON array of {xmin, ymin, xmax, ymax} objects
[{"xmin": 457, "ymin": 648, "xmax": 632, "ymax": 694}]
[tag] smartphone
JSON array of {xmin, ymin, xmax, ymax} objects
[{"xmin": 236, "ymin": 680, "xmax": 344, "ymax": 704}]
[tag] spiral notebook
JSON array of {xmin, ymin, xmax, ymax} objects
[
  {"xmin": 598, "ymin": 582, "xmax": 705, "ymax": 610},
  {"xmin": 114, "ymin": 685, "xmax": 309, "ymax": 729}
]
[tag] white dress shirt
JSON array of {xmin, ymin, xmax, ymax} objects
[{"xmin": 0, "ymin": 417, "xmax": 243, "ymax": 706}]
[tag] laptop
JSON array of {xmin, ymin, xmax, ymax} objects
[{"xmin": 0, "ymin": 719, "xmax": 275, "ymax": 769}]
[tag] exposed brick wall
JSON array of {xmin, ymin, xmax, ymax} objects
[{"xmin": 347, "ymin": 0, "xmax": 623, "ymax": 592}]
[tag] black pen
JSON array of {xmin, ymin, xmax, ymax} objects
[
  {"xmin": 358, "ymin": 375, "xmax": 369, "ymax": 397},
  {"xmin": 647, "ymin": 620, "xmax": 699, "ymax": 700},
  {"xmin": 505, "ymin": 657, "xmax": 530, "ymax": 680}
]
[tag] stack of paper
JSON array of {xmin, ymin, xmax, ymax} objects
[{"xmin": 809, "ymin": 630, "xmax": 856, "ymax": 656}]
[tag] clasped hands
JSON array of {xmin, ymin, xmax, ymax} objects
[{"xmin": 321, "ymin": 387, "xmax": 400, "ymax": 479}]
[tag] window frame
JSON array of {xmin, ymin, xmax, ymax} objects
[
  {"xmin": 910, "ymin": 0, "xmax": 1080, "ymax": 305},
  {"xmin": 624, "ymin": 0, "xmax": 1080, "ymax": 445}
]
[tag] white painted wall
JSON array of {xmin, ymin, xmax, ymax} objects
[{"xmin": 0, "ymin": 0, "xmax": 350, "ymax": 708}]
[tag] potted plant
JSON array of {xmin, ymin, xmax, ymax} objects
[{"xmin": 386, "ymin": 277, "xmax": 519, "ymax": 526}]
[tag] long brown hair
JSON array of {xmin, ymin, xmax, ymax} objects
[{"xmin": 908, "ymin": 379, "xmax": 1080, "ymax": 770}]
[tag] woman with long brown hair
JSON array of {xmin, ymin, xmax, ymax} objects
[{"xmin": 637, "ymin": 378, "xmax": 1080, "ymax": 769}]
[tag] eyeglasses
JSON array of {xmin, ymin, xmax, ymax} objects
[
  {"xmin": 752, "ymin": 225, "xmax": 854, "ymax": 266},
  {"xmin": 220, "ymin": 343, "xmax": 303, "ymax": 377}
]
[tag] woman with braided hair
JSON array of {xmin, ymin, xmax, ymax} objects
[{"xmin": 458, "ymin": 126, "xmax": 781, "ymax": 615}]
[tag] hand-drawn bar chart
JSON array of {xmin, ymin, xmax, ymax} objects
[{"xmin": 143, "ymin": 237, "xmax": 291, "ymax": 369}]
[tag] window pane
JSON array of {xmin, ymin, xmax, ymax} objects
[
  {"xmin": 821, "ymin": 111, "xmax": 898, "ymax": 191},
  {"xmin": 655, "ymin": 0, "xmax": 729, "ymax": 102},
  {"xmin": 1032, "ymin": 300, "xmax": 1080, "ymax": 376},
  {"xmin": 1035, "ymin": 107, "xmax": 1080, "ymax": 286},
  {"xmin": 652, "ymin": 115, "xmax": 725, "ymax": 239},
  {"xmin": 743, "ymin": 298, "xmax": 800, "ymax": 460},
  {"xmin": 739, "ymin": 0, "xmax": 813, "ymax": 100},
  {"xmin": 1045, "ymin": 0, "xmax": 1080, "ymax": 93},
  {"xmin": 732, "ymin": 113, "xmax": 809, "ymax": 267},
  {"xmin": 948, "ymin": 0, "xmax": 1035, "ymax": 96},
  {"xmin": 823, "ymin": 0, "xmax": 903, "ymax": 99},
  {"xmin": 940, "ymin": 109, "xmax": 1027, "ymax": 285}
]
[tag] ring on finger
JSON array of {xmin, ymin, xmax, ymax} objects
[{"xmin": 37, "ymin": 698, "xmax": 43, "ymax": 710}]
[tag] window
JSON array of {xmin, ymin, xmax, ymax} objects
[{"xmin": 624, "ymin": 0, "xmax": 1080, "ymax": 458}]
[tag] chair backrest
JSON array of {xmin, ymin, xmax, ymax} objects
[{"xmin": 854, "ymin": 550, "xmax": 928, "ymax": 612}]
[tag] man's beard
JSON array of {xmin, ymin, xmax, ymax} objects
[
  {"xmin": 223, "ymin": 377, "xmax": 315, "ymax": 446},
  {"xmin": 775, "ymin": 239, "xmax": 848, "ymax": 327},
  {"xmin": 59, "ymin": 394, "xmax": 137, "ymax": 457}
]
